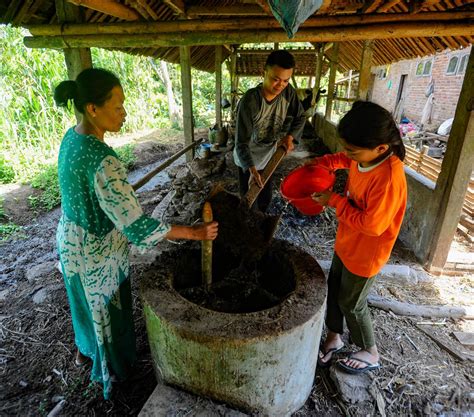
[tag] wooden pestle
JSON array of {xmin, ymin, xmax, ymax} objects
[{"xmin": 201, "ymin": 201, "xmax": 213, "ymax": 290}]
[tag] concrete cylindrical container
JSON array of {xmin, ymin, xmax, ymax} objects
[{"xmin": 140, "ymin": 240, "xmax": 327, "ymax": 416}]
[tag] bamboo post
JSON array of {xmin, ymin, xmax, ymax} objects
[
  {"xmin": 358, "ymin": 39, "xmax": 374, "ymax": 101},
  {"xmin": 427, "ymin": 48, "xmax": 474, "ymax": 272},
  {"xmin": 215, "ymin": 45, "xmax": 222, "ymax": 129},
  {"xmin": 325, "ymin": 42, "xmax": 339, "ymax": 121},
  {"xmin": 201, "ymin": 201, "xmax": 213, "ymax": 290},
  {"xmin": 180, "ymin": 46, "xmax": 194, "ymax": 161},
  {"xmin": 56, "ymin": 0, "xmax": 92, "ymax": 122}
]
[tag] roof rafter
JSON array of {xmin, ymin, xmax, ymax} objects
[{"xmin": 67, "ymin": 0, "xmax": 140, "ymax": 21}]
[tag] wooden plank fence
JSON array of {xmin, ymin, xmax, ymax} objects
[{"xmin": 404, "ymin": 145, "xmax": 474, "ymax": 243}]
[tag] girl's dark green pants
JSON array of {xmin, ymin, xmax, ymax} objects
[{"xmin": 325, "ymin": 253, "xmax": 377, "ymax": 349}]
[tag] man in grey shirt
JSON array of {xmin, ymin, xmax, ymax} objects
[{"xmin": 233, "ymin": 50, "xmax": 305, "ymax": 212}]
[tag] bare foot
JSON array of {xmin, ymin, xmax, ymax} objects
[{"xmin": 75, "ymin": 349, "xmax": 89, "ymax": 367}]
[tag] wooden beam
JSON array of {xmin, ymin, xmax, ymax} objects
[
  {"xmin": 427, "ymin": 49, "xmax": 474, "ymax": 272},
  {"xmin": 317, "ymin": 0, "xmax": 332, "ymax": 14},
  {"xmin": 419, "ymin": 0, "xmax": 442, "ymax": 11},
  {"xmin": 377, "ymin": 0, "xmax": 403, "ymax": 13},
  {"xmin": 67, "ymin": 0, "xmax": 140, "ymax": 21},
  {"xmin": 56, "ymin": 0, "xmax": 92, "ymax": 123},
  {"xmin": 361, "ymin": 0, "xmax": 384, "ymax": 14},
  {"xmin": 162, "ymin": 0, "xmax": 186, "ymax": 15},
  {"xmin": 357, "ymin": 39, "xmax": 374, "ymax": 100},
  {"xmin": 27, "ymin": 12, "xmax": 474, "ymax": 36},
  {"xmin": 187, "ymin": 5, "xmax": 266, "ymax": 16},
  {"xmin": 237, "ymin": 48, "xmax": 315, "ymax": 55},
  {"xmin": 24, "ymin": 21, "xmax": 474, "ymax": 49},
  {"xmin": 254, "ymin": 0, "xmax": 273, "ymax": 16},
  {"xmin": 129, "ymin": 0, "xmax": 158, "ymax": 20},
  {"xmin": 180, "ymin": 46, "xmax": 194, "ymax": 162},
  {"xmin": 325, "ymin": 43, "xmax": 339, "ymax": 121}
]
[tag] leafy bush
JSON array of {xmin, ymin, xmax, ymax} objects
[
  {"xmin": 115, "ymin": 144, "xmax": 136, "ymax": 171},
  {"xmin": 29, "ymin": 163, "xmax": 60, "ymax": 211},
  {"xmin": 0, "ymin": 156, "xmax": 15, "ymax": 184},
  {"xmin": 0, "ymin": 222, "xmax": 24, "ymax": 241}
]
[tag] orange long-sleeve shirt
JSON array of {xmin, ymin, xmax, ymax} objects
[{"xmin": 316, "ymin": 152, "xmax": 407, "ymax": 277}]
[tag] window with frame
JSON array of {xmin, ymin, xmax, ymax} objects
[
  {"xmin": 415, "ymin": 59, "xmax": 433, "ymax": 77},
  {"xmin": 446, "ymin": 56, "xmax": 459, "ymax": 75},
  {"xmin": 415, "ymin": 61, "xmax": 424, "ymax": 76},
  {"xmin": 422, "ymin": 60, "xmax": 432, "ymax": 76},
  {"xmin": 380, "ymin": 67, "xmax": 387, "ymax": 79},
  {"xmin": 457, "ymin": 54, "xmax": 469, "ymax": 75}
]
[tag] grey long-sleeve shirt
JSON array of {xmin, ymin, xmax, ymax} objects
[{"xmin": 233, "ymin": 83, "xmax": 305, "ymax": 171}]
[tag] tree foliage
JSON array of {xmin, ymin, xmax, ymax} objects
[{"xmin": 0, "ymin": 25, "xmax": 232, "ymax": 184}]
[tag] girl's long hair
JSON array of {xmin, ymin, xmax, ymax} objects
[{"xmin": 338, "ymin": 101, "xmax": 405, "ymax": 161}]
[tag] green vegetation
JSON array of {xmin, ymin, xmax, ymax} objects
[
  {"xmin": 28, "ymin": 163, "xmax": 60, "ymax": 211},
  {"xmin": 0, "ymin": 222, "xmax": 24, "ymax": 242},
  {"xmin": 115, "ymin": 144, "xmax": 137, "ymax": 171},
  {"xmin": 0, "ymin": 25, "xmax": 230, "ymax": 188}
]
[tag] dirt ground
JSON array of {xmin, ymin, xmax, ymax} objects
[{"xmin": 0, "ymin": 128, "xmax": 473, "ymax": 416}]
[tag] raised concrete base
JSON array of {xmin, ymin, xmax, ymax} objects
[
  {"xmin": 140, "ymin": 240, "xmax": 327, "ymax": 416},
  {"xmin": 139, "ymin": 382, "xmax": 248, "ymax": 417}
]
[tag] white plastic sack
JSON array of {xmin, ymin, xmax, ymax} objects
[{"xmin": 437, "ymin": 118, "xmax": 454, "ymax": 135}]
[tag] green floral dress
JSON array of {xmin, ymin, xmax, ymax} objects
[{"xmin": 56, "ymin": 128, "xmax": 170, "ymax": 399}]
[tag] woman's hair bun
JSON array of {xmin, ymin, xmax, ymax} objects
[{"xmin": 54, "ymin": 80, "xmax": 78, "ymax": 107}]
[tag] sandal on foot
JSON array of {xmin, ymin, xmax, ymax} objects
[
  {"xmin": 336, "ymin": 354, "xmax": 380, "ymax": 374},
  {"xmin": 317, "ymin": 344, "xmax": 344, "ymax": 368}
]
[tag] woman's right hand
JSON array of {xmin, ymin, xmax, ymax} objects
[
  {"xmin": 166, "ymin": 222, "xmax": 218, "ymax": 241},
  {"xmin": 192, "ymin": 221, "xmax": 218, "ymax": 240}
]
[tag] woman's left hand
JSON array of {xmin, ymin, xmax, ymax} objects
[{"xmin": 311, "ymin": 190, "xmax": 332, "ymax": 206}]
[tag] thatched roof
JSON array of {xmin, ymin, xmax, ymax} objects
[{"xmin": 1, "ymin": 0, "xmax": 473, "ymax": 74}]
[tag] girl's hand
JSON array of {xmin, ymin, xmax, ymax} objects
[{"xmin": 311, "ymin": 190, "xmax": 332, "ymax": 206}]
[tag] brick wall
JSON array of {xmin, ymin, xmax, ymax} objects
[{"xmin": 370, "ymin": 46, "xmax": 471, "ymax": 130}]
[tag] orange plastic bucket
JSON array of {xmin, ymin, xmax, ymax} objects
[{"xmin": 280, "ymin": 165, "xmax": 336, "ymax": 215}]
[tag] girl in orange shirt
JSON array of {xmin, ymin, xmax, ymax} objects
[{"xmin": 312, "ymin": 101, "xmax": 407, "ymax": 374}]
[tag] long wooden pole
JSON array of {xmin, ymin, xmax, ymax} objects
[
  {"xmin": 26, "ymin": 12, "xmax": 474, "ymax": 36},
  {"xmin": 244, "ymin": 146, "xmax": 287, "ymax": 208},
  {"xmin": 131, "ymin": 139, "xmax": 203, "ymax": 191},
  {"xmin": 201, "ymin": 202, "xmax": 213, "ymax": 291},
  {"xmin": 24, "ymin": 21, "xmax": 474, "ymax": 49}
]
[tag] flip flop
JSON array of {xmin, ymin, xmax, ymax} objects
[
  {"xmin": 317, "ymin": 344, "xmax": 345, "ymax": 368},
  {"xmin": 336, "ymin": 354, "xmax": 380, "ymax": 374}
]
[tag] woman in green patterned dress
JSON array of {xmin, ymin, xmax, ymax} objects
[{"xmin": 54, "ymin": 68, "xmax": 218, "ymax": 399}]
